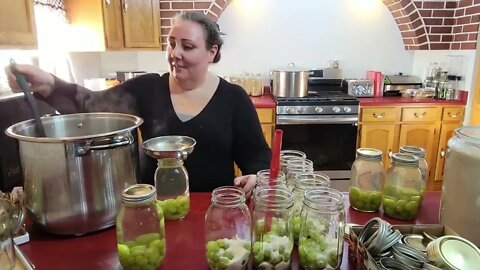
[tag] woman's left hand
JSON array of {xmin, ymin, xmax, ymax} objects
[{"xmin": 234, "ymin": 174, "xmax": 256, "ymax": 199}]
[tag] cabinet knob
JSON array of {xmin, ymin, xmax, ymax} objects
[
  {"xmin": 414, "ymin": 111, "xmax": 427, "ymax": 118},
  {"xmin": 105, "ymin": 0, "xmax": 110, "ymax": 5},
  {"xmin": 388, "ymin": 150, "xmax": 393, "ymax": 158},
  {"xmin": 440, "ymin": 149, "xmax": 445, "ymax": 158},
  {"xmin": 123, "ymin": 0, "xmax": 128, "ymax": 12},
  {"xmin": 447, "ymin": 112, "xmax": 458, "ymax": 118},
  {"xmin": 373, "ymin": 112, "xmax": 385, "ymax": 118}
]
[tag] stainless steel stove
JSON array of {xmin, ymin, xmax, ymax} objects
[{"xmin": 274, "ymin": 69, "xmax": 359, "ymax": 189}]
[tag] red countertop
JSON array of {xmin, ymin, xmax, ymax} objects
[
  {"xmin": 20, "ymin": 192, "xmax": 440, "ymax": 270},
  {"xmin": 250, "ymin": 94, "xmax": 276, "ymax": 108},
  {"xmin": 359, "ymin": 93, "xmax": 468, "ymax": 107}
]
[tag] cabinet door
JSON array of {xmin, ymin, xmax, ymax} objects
[
  {"xmin": 122, "ymin": 0, "xmax": 160, "ymax": 48},
  {"xmin": 261, "ymin": 124, "xmax": 273, "ymax": 147},
  {"xmin": 0, "ymin": 0, "xmax": 37, "ymax": 48},
  {"xmin": 398, "ymin": 124, "xmax": 438, "ymax": 179},
  {"xmin": 102, "ymin": 0, "xmax": 124, "ymax": 49},
  {"xmin": 359, "ymin": 124, "xmax": 398, "ymax": 169},
  {"xmin": 434, "ymin": 123, "xmax": 459, "ymax": 182}
]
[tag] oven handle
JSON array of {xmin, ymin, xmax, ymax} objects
[{"xmin": 276, "ymin": 115, "xmax": 359, "ymax": 125}]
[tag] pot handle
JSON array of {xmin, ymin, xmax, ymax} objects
[{"xmin": 76, "ymin": 133, "xmax": 134, "ymax": 155}]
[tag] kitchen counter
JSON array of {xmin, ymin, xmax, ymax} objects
[
  {"xmin": 19, "ymin": 192, "xmax": 441, "ymax": 270},
  {"xmin": 359, "ymin": 95, "xmax": 468, "ymax": 106},
  {"xmin": 250, "ymin": 94, "xmax": 276, "ymax": 108}
]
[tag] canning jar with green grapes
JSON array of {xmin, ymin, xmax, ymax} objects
[
  {"xmin": 399, "ymin": 145, "xmax": 428, "ymax": 203},
  {"xmin": 292, "ymin": 172, "xmax": 331, "ymax": 243},
  {"xmin": 383, "ymin": 153, "xmax": 423, "ymax": 221},
  {"xmin": 116, "ymin": 184, "xmax": 166, "ymax": 270},
  {"xmin": 205, "ymin": 186, "xmax": 251, "ymax": 270},
  {"xmin": 349, "ymin": 148, "xmax": 385, "ymax": 212},
  {"xmin": 298, "ymin": 187, "xmax": 345, "ymax": 270},
  {"xmin": 155, "ymin": 158, "xmax": 190, "ymax": 220},
  {"xmin": 252, "ymin": 187, "xmax": 294, "ymax": 270}
]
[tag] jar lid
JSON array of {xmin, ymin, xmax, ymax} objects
[
  {"xmin": 400, "ymin": 146, "xmax": 426, "ymax": 158},
  {"xmin": 427, "ymin": 235, "xmax": 480, "ymax": 270},
  {"xmin": 357, "ymin": 148, "xmax": 383, "ymax": 159},
  {"xmin": 392, "ymin": 153, "xmax": 420, "ymax": 165},
  {"xmin": 121, "ymin": 184, "xmax": 156, "ymax": 204}
]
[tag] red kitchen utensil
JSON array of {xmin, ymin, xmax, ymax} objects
[{"xmin": 264, "ymin": 129, "xmax": 283, "ymax": 230}]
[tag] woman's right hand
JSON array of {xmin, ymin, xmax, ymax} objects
[{"xmin": 4, "ymin": 64, "xmax": 55, "ymax": 97}]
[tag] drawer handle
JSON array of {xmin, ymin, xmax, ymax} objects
[
  {"xmin": 388, "ymin": 149, "xmax": 393, "ymax": 158},
  {"xmin": 447, "ymin": 112, "xmax": 459, "ymax": 118},
  {"xmin": 440, "ymin": 149, "xmax": 445, "ymax": 158},
  {"xmin": 373, "ymin": 112, "xmax": 385, "ymax": 118},
  {"xmin": 414, "ymin": 112, "xmax": 427, "ymax": 118},
  {"xmin": 123, "ymin": 0, "xmax": 128, "ymax": 12}
]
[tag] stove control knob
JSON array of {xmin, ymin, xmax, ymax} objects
[
  {"xmin": 332, "ymin": 106, "xmax": 341, "ymax": 113},
  {"xmin": 286, "ymin": 107, "xmax": 295, "ymax": 114},
  {"xmin": 343, "ymin": 107, "xmax": 352, "ymax": 113},
  {"xmin": 315, "ymin": 107, "xmax": 323, "ymax": 113},
  {"xmin": 297, "ymin": 107, "xmax": 305, "ymax": 113}
]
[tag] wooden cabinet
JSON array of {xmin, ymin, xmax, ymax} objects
[
  {"xmin": 66, "ymin": 0, "xmax": 160, "ymax": 51},
  {"xmin": 359, "ymin": 104, "xmax": 464, "ymax": 191},
  {"xmin": 0, "ymin": 0, "xmax": 37, "ymax": 49}
]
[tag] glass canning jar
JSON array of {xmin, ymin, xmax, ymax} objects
[
  {"xmin": 257, "ymin": 169, "xmax": 287, "ymax": 189},
  {"xmin": 441, "ymin": 126, "xmax": 480, "ymax": 246},
  {"xmin": 155, "ymin": 158, "xmax": 190, "ymax": 220},
  {"xmin": 292, "ymin": 172, "xmax": 331, "ymax": 243},
  {"xmin": 399, "ymin": 145, "xmax": 428, "ymax": 199},
  {"xmin": 286, "ymin": 158, "xmax": 314, "ymax": 190},
  {"xmin": 252, "ymin": 187, "xmax": 294, "ymax": 270},
  {"xmin": 383, "ymin": 153, "xmax": 423, "ymax": 221},
  {"xmin": 116, "ymin": 184, "xmax": 166, "ymax": 270},
  {"xmin": 205, "ymin": 187, "xmax": 251, "ymax": 270},
  {"xmin": 280, "ymin": 150, "xmax": 307, "ymax": 174},
  {"xmin": 0, "ymin": 200, "xmax": 15, "ymax": 270},
  {"xmin": 298, "ymin": 187, "xmax": 345, "ymax": 270},
  {"xmin": 349, "ymin": 148, "xmax": 385, "ymax": 213}
]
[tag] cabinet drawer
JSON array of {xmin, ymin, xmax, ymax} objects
[
  {"xmin": 257, "ymin": 108, "xmax": 274, "ymax": 123},
  {"xmin": 361, "ymin": 107, "xmax": 398, "ymax": 122},
  {"xmin": 401, "ymin": 107, "xmax": 439, "ymax": 122},
  {"xmin": 442, "ymin": 107, "xmax": 464, "ymax": 122}
]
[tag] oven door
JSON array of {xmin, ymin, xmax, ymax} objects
[{"xmin": 276, "ymin": 115, "xmax": 358, "ymax": 181}]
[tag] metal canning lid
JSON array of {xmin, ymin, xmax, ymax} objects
[
  {"xmin": 438, "ymin": 236, "xmax": 480, "ymax": 270},
  {"xmin": 356, "ymin": 148, "xmax": 383, "ymax": 159},
  {"xmin": 121, "ymin": 184, "xmax": 156, "ymax": 204},
  {"xmin": 403, "ymin": 234, "xmax": 428, "ymax": 252},
  {"xmin": 400, "ymin": 146, "xmax": 426, "ymax": 158},
  {"xmin": 392, "ymin": 153, "xmax": 420, "ymax": 165}
]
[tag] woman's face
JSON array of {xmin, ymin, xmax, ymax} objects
[{"xmin": 167, "ymin": 19, "xmax": 218, "ymax": 83}]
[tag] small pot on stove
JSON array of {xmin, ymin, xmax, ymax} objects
[{"xmin": 271, "ymin": 63, "xmax": 309, "ymax": 97}]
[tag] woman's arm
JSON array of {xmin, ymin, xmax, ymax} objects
[{"xmin": 231, "ymin": 85, "xmax": 272, "ymax": 175}]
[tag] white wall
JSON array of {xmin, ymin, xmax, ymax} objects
[{"xmin": 212, "ymin": 0, "xmax": 415, "ymax": 78}]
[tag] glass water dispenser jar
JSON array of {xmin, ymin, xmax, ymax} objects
[{"xmin": 143, "ymin": 136, "xmax": 196, "ymax": 220}]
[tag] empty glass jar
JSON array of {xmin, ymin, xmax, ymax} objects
[
  {"xmin": 205, "ymin": 187, "xmax": 251, "ymax": 270},
  {"xmin": 286, "ymin": 158, "xmax": 314, "ymax": 190},
  {"xmin": 256, "ymin": 169, "xmax": 287, "ymax": 189},
  {"xmin": 155, "ymin": 158, "xmax": 190, "ymax": 220},
  {"xmin": 349, "ymin": 148, "xmax": 385, "ymax": 212},
  {"xmin": 280, "ymin": 150, "xmax": 307, "ymax": 174},
  {"xmin": 252, "ymin": 187, "xmax": 294, "ymax": 270},
  {"xmin": 383, "ymin": 153, "xmax": 423, "ymax": 220},
  {"xmin": 116, "ymin": 184, "xmax": 166, "ymax": 270},
  {"xmin": 298, "ymin": 187, "xmax": 345, "ymax": 270},
  {"xmin": 292, "ymin": 172, "xmax": 331, "ymax": 243},
  {"xmin": 399, "ymin": 145, "xmax": 428, "ymax": 200}
]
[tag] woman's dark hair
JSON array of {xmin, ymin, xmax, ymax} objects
[{"xmin": 176, "ymin": 11, "xmax": 224, "ymax": 63}]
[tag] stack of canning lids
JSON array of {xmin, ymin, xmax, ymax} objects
[{"xmin": 426, "ymin": 236, "xmax": 480, "ymax": 270}]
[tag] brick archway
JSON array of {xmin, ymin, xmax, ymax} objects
[{"xmin": 159, "ymin": 0, "xmax": 479, "ymax": 50}]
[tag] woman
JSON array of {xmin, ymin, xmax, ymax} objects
[{"xmin": 5, "ymin": 11, "xmax": 271, "ymax": 195}]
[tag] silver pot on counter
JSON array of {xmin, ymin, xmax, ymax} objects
[
  {"xmin": 271, "ymin": 63, "xmax": 309, "ymax": 97},
  {"xmin": 5, "ymin": 113, "xmax": 143, "ymax": 235}
]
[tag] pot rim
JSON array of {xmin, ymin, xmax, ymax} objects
[
  {"xmin": 272, "ymin": 63, "xmax": 310, "ymax": 72},
  {"xmin": 5, "ymin": 112, "xmax": 144, "ymax": 143}
]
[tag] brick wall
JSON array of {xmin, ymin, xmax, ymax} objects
[{"xmin": 158, "ymin": 0, "xmax": 480, "ymax": 50}]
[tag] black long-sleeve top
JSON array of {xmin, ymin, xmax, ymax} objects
[{"xmin": 37, "ymin": 73, "xmax": 271, "ymax": 191}]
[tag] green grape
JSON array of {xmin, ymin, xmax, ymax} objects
[
  {"xmin": 349, "ymin": 186, "xmax": 382, "ymax": 212},
  {"xmin": 135, "ymin": 233, "xmax": 160, "ymax": 245},
  {"xmin": 205, "ymin": 238, "xmax": 251, "ymax": 270},
  {"xmin": 157, "ymin": 195, "xmax": 190, "ymax": 220},
  {"xmin": 293, "ymin": 215, "xmax": 302, "ymax": 243},
  {"xmin": 252, "ymin": 234, "xmax": 293, "ymax": 269}
]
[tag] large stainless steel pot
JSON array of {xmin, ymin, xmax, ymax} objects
[
  {"xmin": 271, "ymin": 64, "xmax": 310, "ymax": 97},
  {"xmin": 5, "ymin": 113, "xmax": 143, "ymax": 235}
]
